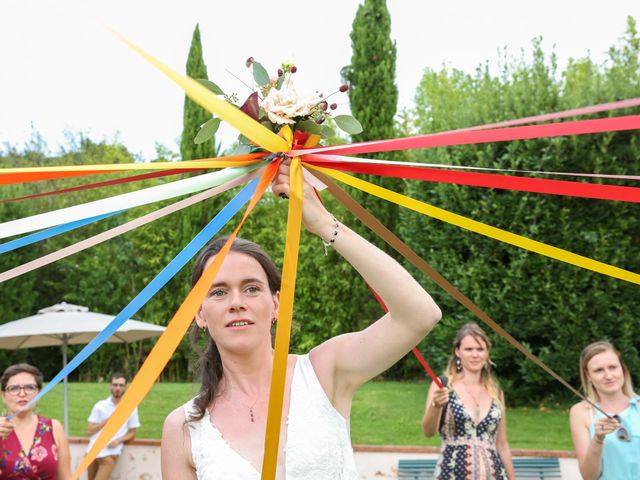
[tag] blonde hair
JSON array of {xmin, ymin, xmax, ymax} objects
[
  {"xmin": 445, "ymin": 323, "xmax": 503, "ymax": 409},
  {"xmin": 579, "ymin": 341, "xmax": 636, "ymax": 403}
]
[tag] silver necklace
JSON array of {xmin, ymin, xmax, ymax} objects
[
  {"xmin": 461, "ymin": 381, "xmax": 482, "ymax": 422},
  {"xmin": 225, "ymin": 391, "xmax": 261, "ymax": 423},
  {"xmin": 237, "ymin": 397, "xmax": 259, "ymax": 423}
]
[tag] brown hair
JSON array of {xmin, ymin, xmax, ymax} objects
[
  {"xmin": 1, "ymin": 363, "xmax": 43, "ymax": 391},
  {"xmin": 579, "ymin": 340, "xmax": 636, "ymax": 403},
  {"xmin": 188, "ymin": 236, "xmax": 281, "ymax": 422},
  {"xmin": 445, "ymin": 323, "xmax": 503, "ymax": 408}
]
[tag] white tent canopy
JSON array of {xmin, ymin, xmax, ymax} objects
[
  {"xmin": 0, "ymin": 302, "xmax": 165, "ymax": 433},
  {"xmin": 0, "ymin": 302, "xmax": 165, "ymax": 348}
]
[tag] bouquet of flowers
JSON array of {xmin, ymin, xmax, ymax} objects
[{"xmin": 193, "ymin": 58, "xmax": 362, "ymax": 152}]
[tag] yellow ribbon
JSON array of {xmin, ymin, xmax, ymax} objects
[
  {"xmin": 261, "ymin": 157, "xmax": 303, "ymax": 479},
  {"xmin": 0, "ymin": 157, "xmax": 261, "ymax": 175},
  {"xmin": 112, "ymin": 29, "xmax": 290, "ymax": 154},
  {"xmin": 70, "ymin": 161, "xmax": 279, "ymax": 480},
  {"xmin": 307, "ymin": 164, "xmax": 640, "ymax": 285}
]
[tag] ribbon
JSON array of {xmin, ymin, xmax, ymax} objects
[
  {"xmin": 366, "ymin": 282, "xmax": 443, "ymax": 389},
  {"xmin": 306, "ymin": 165, "xmax": 640, "ymax": 285},
  {"xmin": 292, "ymin": 116, "xmax": 640, "ymax": 156},
  {"xmin": 412, "ymin": 348, "xmax": 443, "ymax": 388},
  {"xmin": 304, "ymin": 154, "xmax": 640, "ymax": 203},
  {"xmin": 0, "ymin": 171, "xmax": 258, "ymax": 283},
  {"xmin": 303, "ymin": 154, "xmax": 640, "ymax": 182},
  {"xmin": 112, "ymin": 30, "xmax": 289, "ymax": 154},
  {"xmin": 0, "ymin": 211, "xmax": 121, "ymax": 254},
  {"xmin": 0, "ymin": 154, "xmax": 262, "ymax": 186},
  {"xmin": 30, "ymin": 177, "xmax": 260, "ymax": 416},
  {"xmin": 0, "ymin": 168, "xmax": 200, "ymax": 204},
  {"xmin": 310, "ymin": 169, "xmax": 601, "ymax": 411},
  {"xmin": 262, "ymin": 158, "xmax": 303, "ymax": 480},
  {"xmin": 448, "ymin": 97, "xmax": 640, "ymax": 132},
  {"xmin": 71, "ymin": 160, "xmax": 280, "ymax": 480},
  {"xmin": 0, "ymin": 164, "xmax": 262, "ymax": 239}
]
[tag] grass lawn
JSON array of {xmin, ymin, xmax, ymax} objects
[
  {"xmin": 350, "ymin": 381, "xmax": 573, "ymax": 450},
  {"xmin": 36, "ymin": 380, "xmax": 573, "ymax": 450}
]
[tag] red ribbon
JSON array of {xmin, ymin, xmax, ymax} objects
[
  {"xmin": 305, "ymin": 154, "xmax": 640, "ymax": 203},
  {"xmin": 292, "ymin": 115, "xmax": 640, "ymax": 156},
  {"xmin": 0, "ymin": 168, "xmax": 202, "ymax": 204},
  {"xmin": 367, "ymin": 284, "xmax": 442, "ymax": 388}
]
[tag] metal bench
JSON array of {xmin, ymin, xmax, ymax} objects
[{"xmin": 398, "ymin": 457, "xmax": 562, "ymax": 479}]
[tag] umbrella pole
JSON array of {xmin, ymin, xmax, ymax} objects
[{"xmin": 62, "ymin": 336, "xmax": 69, "ymax": 436}]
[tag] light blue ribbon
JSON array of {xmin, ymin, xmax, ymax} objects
[
  {"xmin": 24, "ymin": 178, "xmax": 258, "ymax": 411},
  {"xmin": 0, "ymin": 211, "xmax": 122, "ymax": 254}
]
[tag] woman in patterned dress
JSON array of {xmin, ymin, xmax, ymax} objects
[
  {"xmin": 422, "ymin": 323, "xmax": 515, "ymax": 480},
  {"xmin": 0, "ymin": 364, "xmax": 70, "ymax": 479}
]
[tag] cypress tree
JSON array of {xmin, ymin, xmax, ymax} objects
[
  {"xmin": 180, "ymin": 24, "xmax": 217, "ymax": 160},
  {"xmin": 336, "ymin": 0, "xmax": 407, "ymax": 348},
  {"xmin": 344, "ymin": 0, "xmax": 398, "ymax": 143},
  {"xmin": 342, "ymin": 0, "xmax": 403, "ymax": 231}
]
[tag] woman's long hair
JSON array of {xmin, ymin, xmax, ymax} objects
[
  {"xmin": 579, "ymin": 341, "xmax": 636, "ymax": 403},
  {"xmin": 444, "ymin": 322, "xmax": 503, "ymax": 409},
  {"xmin": 187, "ymin": 237, "xmax": 281, "ymax": 422}
]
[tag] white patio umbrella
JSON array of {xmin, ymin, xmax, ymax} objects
[{"xmin": 0, "ymin": 302, "xmax": 165, "ymax": 433}]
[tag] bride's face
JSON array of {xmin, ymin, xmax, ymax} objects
[{"xmin": 196, "ymin": 252, "xmax": 279, "ymax": 354}]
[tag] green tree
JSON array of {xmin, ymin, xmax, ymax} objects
[
  {"xmin": 399, "ymin": 19, "xmax": 640, "ymax": 402},
  {"xmin": 339, "ymin": 0, "xmax": 405, "ymax": 340},
  {"xmin": 343, "ymin": 0, "xmax": 398, "ymax": 144},
  {"xmin": 342, "ymin": 0, "xmax": 403, "ymax": 219},
  {"xmin": 180, "ymin": 24, "xmax": 217, "ymax": 161}
]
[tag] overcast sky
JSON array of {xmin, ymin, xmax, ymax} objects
[{"xmin": 1, "ymin": 1, "xmax": 638, "ymax": 159}]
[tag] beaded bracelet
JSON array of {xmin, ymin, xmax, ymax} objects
[{"xmin": 322, "ymin": 216, "xmax": 339, "ymax": 256}]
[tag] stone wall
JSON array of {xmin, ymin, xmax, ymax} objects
[{"xmin": 69, "ymin": 438, "xmax": 579, "ymax": 480}]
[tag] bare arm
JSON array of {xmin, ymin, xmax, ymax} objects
[
  {"xmin": 422, "ymin": 381, "xmax": 449, "ymax": 437},
  {"xmin": 273, "ymin": 161, "xmax": 442, "ymax": 411},
  {"xmin": 107, "ymin": 427, "xmax": 137, "ymax": 449},
  {"xmin": 495, "ymin": 397, "xmax": 515, "ymax": 480},
  {"xmin": 87, "ymin": 418, "xmax": 108, "ymax": 436},
  {"xmin": 161, "ymin": 407, "xmax": 196, "ymax": 480},
  {"xmin": 52, "ymin": 419, "xmax": 71, "ymax": 480},
  {"xmin": 569, "ymin": 402, "xmax": 618, "ymax": 480}
]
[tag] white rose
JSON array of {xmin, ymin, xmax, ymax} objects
[{"xmin": 260, "ymin": 83, "xmax": 317, "ymax": 125}]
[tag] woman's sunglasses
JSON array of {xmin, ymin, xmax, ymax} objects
[{"xmin": 613, "ymin": 414, "xmax": 631, "ymax": 442}]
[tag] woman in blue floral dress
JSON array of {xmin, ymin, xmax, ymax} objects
[{"xmin": 422, "ymin": 323, "xmax": 515, "ymax": 480}]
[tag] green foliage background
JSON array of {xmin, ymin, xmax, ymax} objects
[
  {"xmin": 0, "ymin": 18, "xmax": 638, "ymax": 406},
  {"xmin": 339, "ymin": 0, "xmax": 408, "ymax": 348},
  {"xmin": 399, "ymin": 18, "xmax": 640, "ymax": 403}
]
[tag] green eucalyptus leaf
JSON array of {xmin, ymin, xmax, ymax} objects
[
  {"xmin": 261, "ymin": 121, "xmax": 275, "ymax": 132},
  {"xmin": 334, "ymin": 115, "xmax": 363, "ymax": 135},
  {"xmin": 252, "ymin": 62, "xmax": 270, "ymax": 86},
  {"xmin": 321, "ymin": 125, "xmax": 335, "ymax": 138},
  {"xmin": 229, "ymin": 144, "xmax": 253, "ymax": 155},
  {"xmin": 275, "ymin": 75, "xmax": 285, "ymax": 90},
  {"xmin": 196, "ymin": 79, "xmax": 224, "ymax": 95},
  {"xmin": 194, "ymin": 118, "xmax": 221, "ymax": 144},
  {"xmin": 296, "ymin": 120, "xmax": 322, "ymax": 134}
]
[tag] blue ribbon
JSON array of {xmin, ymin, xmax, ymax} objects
[
  {"xmin": 0, "ymin": 211, "xmax": 122, "ymax": 254},
  {"xmin": 27, "ymin": 178, "xmax": 258, "ymax": 409}
]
